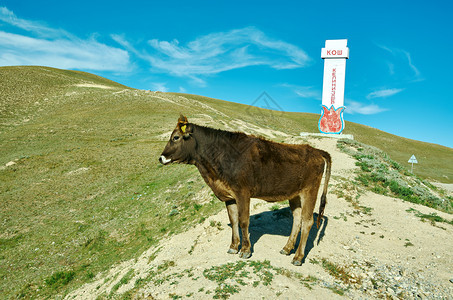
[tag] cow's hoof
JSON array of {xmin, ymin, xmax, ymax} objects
[
  {"xmin": 227, "ymin": 248, "xmax": 238, "ymax": 254},
  {"xmin": 291, "ymin": 259, "xmax": 302, "ymax": 266},
  {"xmin": 239, "ymin": 251, "xmax": 251, "ymax": 259},
  {"xmin": 280, "ymin": 249, "xmax": 290, "ymax": 256}
]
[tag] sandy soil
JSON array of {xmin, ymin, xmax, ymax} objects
[
  {"xmin": 66, "ymin": 137, "xmax": 453, "ymax": 299},
  {"xmin": 432, "ymin": 182, "xmax": 453, "ymax": 195},
  {"xmin": 74, "ymin": 83, "xmax": 114, "ymax": 89}
]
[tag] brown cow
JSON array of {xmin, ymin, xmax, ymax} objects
[{"xmin": 159, "ymin": 115, "xmax": 331, "ymax": 265}]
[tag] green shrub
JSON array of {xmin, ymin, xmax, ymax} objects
[
  {"xmin": 356, "ymin": 174, "xmax": 370, "ymax": 187},
  {"xmin": 389, "ymin": 180, "xmax": 413, "ymax": 198},
  {"xmin": 45, "ymin": 271, "xmax": 76, "ymax": 289},
  {"xmin": 338, "ymin": 139, "xmax": 452, "ymax": 213}
]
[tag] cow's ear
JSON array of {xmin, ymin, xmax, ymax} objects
[
  {"xmin": 182, "ymin": 124, "xmax": 193, "ymax": 139},
  {"xmin": 178, "ymin": 114, "xmax": 188, "ymax": 125},
  {"xmin": 178, "ymin": 114, "xmax": 190, "ymax": 134}
]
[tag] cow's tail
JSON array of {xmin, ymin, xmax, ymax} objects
[{"xmin": 317, "ymin": 150, "xmax": 331, "ymax": 228}]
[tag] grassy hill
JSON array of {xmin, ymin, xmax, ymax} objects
[{"xmin": 0, "ymin": 66, "xmax": 452, "ymax": 298}]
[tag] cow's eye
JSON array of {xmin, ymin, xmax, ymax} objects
[{"xmin": 173, "ymin": 135, "xmax": 180, "ymax": 141}]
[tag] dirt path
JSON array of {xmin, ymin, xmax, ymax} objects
[{"xmin": 66, "ymin": 138, "xmax": 453, "ymax": 299}]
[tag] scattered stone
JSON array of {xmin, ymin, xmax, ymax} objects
[
  {"xmin": 168, "ymin": 209, "xmax": 179, "ymax": 217},
  {"xmin": 5, "ymin": 161, "xmax": 16, "ymax": 167}
]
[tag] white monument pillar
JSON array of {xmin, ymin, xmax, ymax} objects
[{"xmin": 318, "ymin": 39, "xmax": 349, "ymax": 134}]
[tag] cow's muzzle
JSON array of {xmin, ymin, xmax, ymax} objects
[{"xmin": 159, "ymin": 155, "xmax": 172, "ymax": 165}]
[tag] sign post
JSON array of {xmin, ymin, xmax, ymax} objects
[
  {"xmin": 408, "ymin": 155, "xmax": 418, "ymax": 173},
  {"xmin": 319, "ymin": 39, "xmax": 349, "ymax": 134}
]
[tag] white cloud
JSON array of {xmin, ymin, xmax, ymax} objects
[
  {"xmin": 376, "ymin": 44, "xmax": 423, "ymax": 82},
  {"xmin": 367, "ymin": 88, "xmax": 404, "ymax": 99},
  {"xmin": 346, "ymin": 100, "xmax": 388, "ymax": 115},
  {"xmin": 0, "ymin": 7, "xmax": 67, "ymax": 38},
  {"xmin": 114, "ymin": 27, "xmax": 311, "ymax": 84},
  {"xmin": 280, "ymin": 83, "xmax": 321, "ymax": 100},
  {"xmin": 0, "ymin": 7, "xmax": 130, "ymax": 72},
  {"xmin": 151, "ymin": 82, "xmax": 168, "ymax": 92},
  {"xmin": 386, "ymin": 62, "xmax": 395, "ymax": 75},
  {"xmin": 402, "ymin": 50, "xmax": 422, "ymax": 81}
]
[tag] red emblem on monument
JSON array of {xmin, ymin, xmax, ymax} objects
[{"xmin": 318, "ymin": 105, "xmax": 345, "ymax": 134}]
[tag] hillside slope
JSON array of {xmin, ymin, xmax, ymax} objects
[
  {"xmin": 1, "ymin": 66, "xmax": 451, "ymax": 182},
  {"xmin": 0, "ymin": 66, "xmax": 127, "ymax": 124},
  {"xmin": 1, "ymin": 66, "xmax": 452, "ymax": 299}
]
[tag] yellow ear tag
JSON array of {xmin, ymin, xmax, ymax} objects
[{"xmin": 181, "ymin": 125, "xmax": 187, "ymax": 133}]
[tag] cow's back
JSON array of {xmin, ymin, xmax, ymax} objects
[{"xmin": 236, "ymin": 138, "xmax": 327, "ymax": 200}]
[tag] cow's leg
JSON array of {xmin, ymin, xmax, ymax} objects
[
  {"xmin": 280, "ymin": 196, "xmax": 302, "ymax": 255},
  {"xmin": 225, "ymin": 200, "xmax": 240, "ymax": 254},
  {"xmin": 292, "ymin": 187, "xmax": 318, "ymax": 266},
  {"xmin": 237, "ymin": 195, "xmax": 252, "ymax": 259}
]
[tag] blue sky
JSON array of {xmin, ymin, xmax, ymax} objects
[{"xmin": 1, "ymin": 0, "xmax": 452, "ymax": 148}]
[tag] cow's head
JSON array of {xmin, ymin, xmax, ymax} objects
[{"xmin": 159, "ymin": 115, "xmax": 195, "ymax": 165}]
